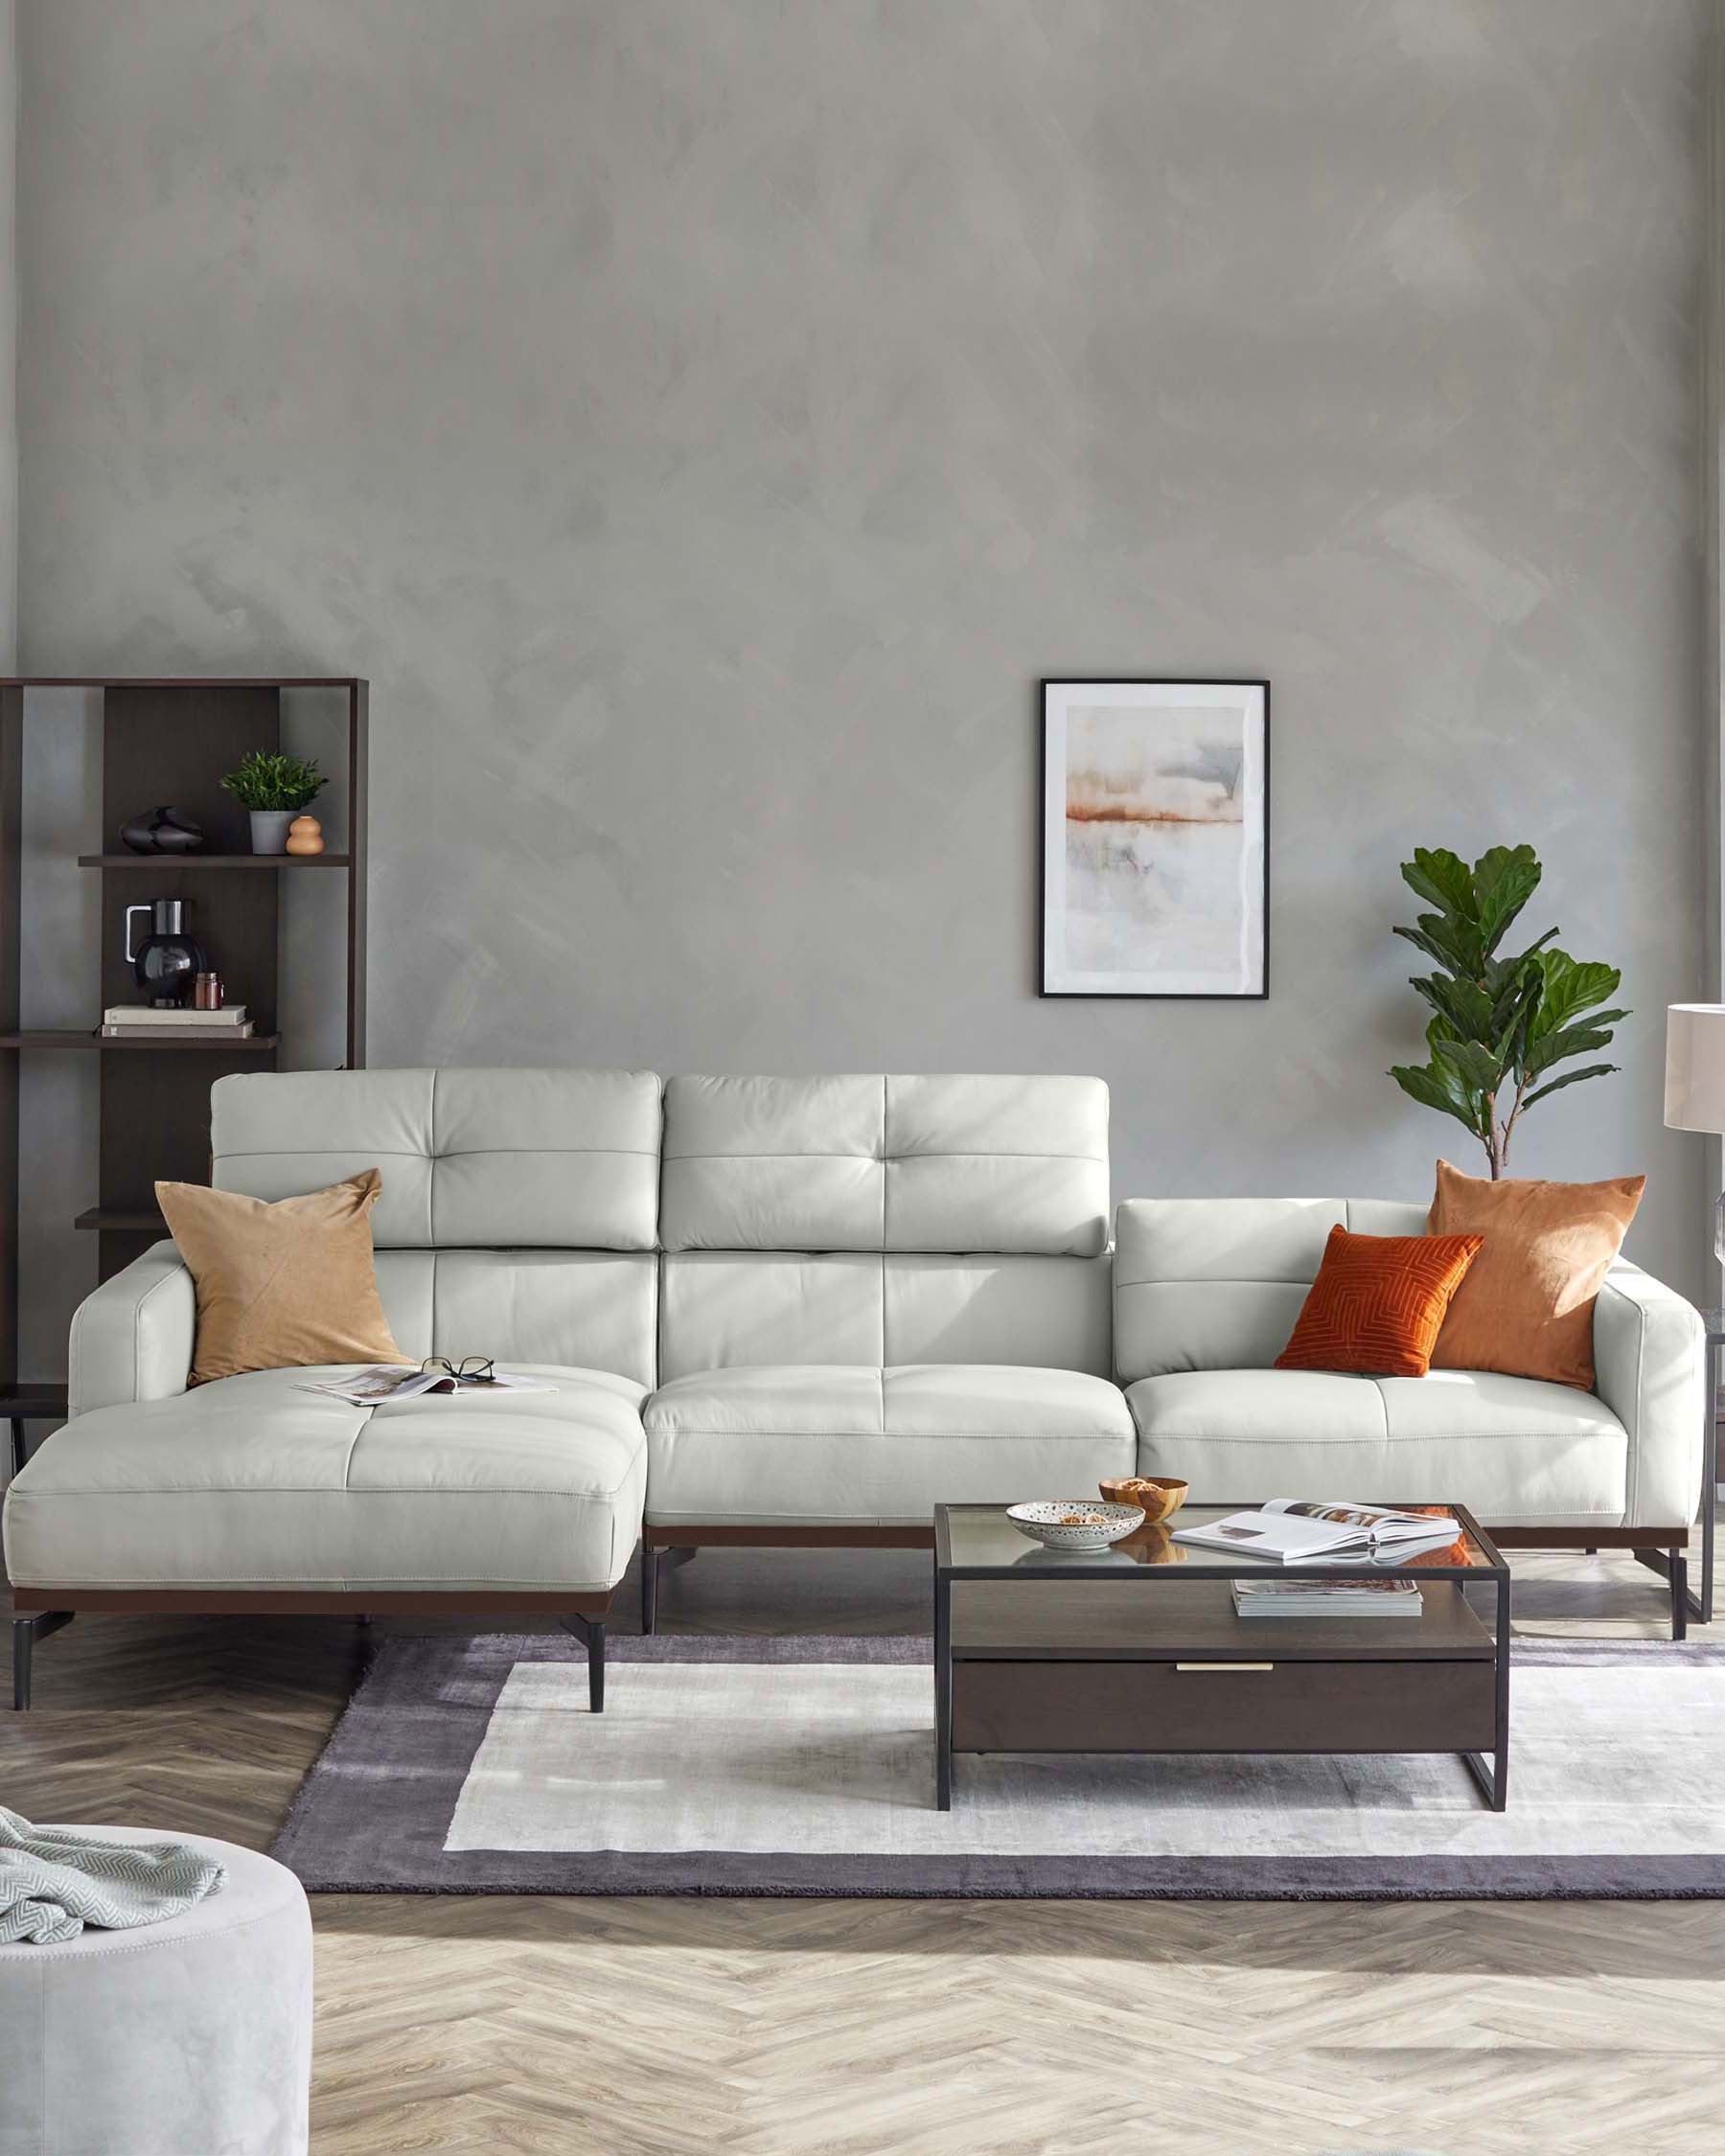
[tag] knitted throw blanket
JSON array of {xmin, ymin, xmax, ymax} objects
[{"xmin": 0, "ymin": 1806, "xmax": 227, "ymax": 1945}]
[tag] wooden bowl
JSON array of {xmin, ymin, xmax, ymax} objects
[
  {"xmin": 1099, "ymin": 1476, "xmax": 1189, "ymax": 1526},
  {"xmin": 1119, "ymin": 1525, "xmax": 1184, "ymax": 1566}
]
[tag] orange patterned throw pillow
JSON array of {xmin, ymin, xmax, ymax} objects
[{"xmin": 1276, "ymin": 1226, "xmax": 1484, "ymax": 1379}]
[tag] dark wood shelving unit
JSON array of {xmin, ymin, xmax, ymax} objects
[
  {"xmin": 77, "ymin": 852, "xmax": 352, "ymax": 870},
  {"xmin": 0, "ymin": 1030, "xmax": 284, "ymax": 1051},
  {"xmin": 73, "ymin": 1207, "xmax": 169, "ymax": 1234},
  {"xmin": 0, "ymin": 677, "xmax": 369, "ymax": 1430}
]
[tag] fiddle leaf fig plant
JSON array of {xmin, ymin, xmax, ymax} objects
[{"xmin": 1388, "ymin": 844, "xmax": 1626, "ymax": 1180}]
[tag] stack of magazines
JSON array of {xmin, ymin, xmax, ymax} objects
[
  {"xmin": 1231, "ymin": 1577, "xmax": 1422, "ymax": 1619},
  {"xmin": 101, "ymin": 1003, "xmax": 255, "ymax": 1042}
]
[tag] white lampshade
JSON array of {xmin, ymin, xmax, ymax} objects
[{"xmin": 1665, "ymin": 1003, "xmax": 1725, "ymax": 1133}]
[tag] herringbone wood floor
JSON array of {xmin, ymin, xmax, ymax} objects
[{"xmin": 6, "ymin": 1528, "xmax": 1724, "ymax": 2155}]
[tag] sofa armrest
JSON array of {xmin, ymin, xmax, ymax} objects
[
  {"xmin": 1592, "ymin": 1260, "xmax": 1706, "ymax": 1529},
  {"xmin": 67, "ymin": 1240, "xmax": 196, "ymax": 1417}
]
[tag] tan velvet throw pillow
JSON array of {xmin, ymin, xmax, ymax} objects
[
  {"xmin": 1425, "ymin": 1158, "xmax": 1644, "ymax": 1390},
  {"xmin": 155, "ymin": 1168, "xmax": 412, "ymax": 1387}
]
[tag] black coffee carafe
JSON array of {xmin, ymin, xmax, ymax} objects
[{"xmin": 125, "ymin": 899, "xmax": 207, "ymax": 1007}]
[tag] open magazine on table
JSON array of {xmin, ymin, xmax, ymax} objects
[
  {"xmin": 298, "ymin": 1363, "xmax": 558, "ymax": 1406},
  {"xmin": 1172, "ymin": 1499, "xmax": 1461, "ymax": 1567}
]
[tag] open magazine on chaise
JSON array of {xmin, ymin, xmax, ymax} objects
[{"xmin": 298, "ymin": 1361, "xmax": 558, "ymax": 1406}]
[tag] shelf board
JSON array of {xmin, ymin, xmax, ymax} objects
[
  {"xmin": 0, "ymin": 1383, "xmax": 69, "ymax": 1420},
  {"xmin": 3, "ymin": 677, "xmax": 363, "ymax": 689},
  {"xmin": 74, "ymin": 1209, "xmax": 165, "ymax": 1234},
  {"xmin": 0, "ymin": 1029, "xmax": 281, "ymax": 1052},
  {"xmin": 79, "ymin": 852, "xmax": 349, "ymax": 869}
]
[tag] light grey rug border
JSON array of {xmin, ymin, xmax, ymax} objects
[{"xmin": 270, "ymin": 1633, "xmax": 1725, "ymax": 1901}]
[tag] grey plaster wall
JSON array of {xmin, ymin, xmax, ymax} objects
[
  {"xmin": 10, "ymin": 0, "xmax": 1714, "ymax": 1365},
  {"xmin": 0, "ymin": 0, "xmax": 12, "ymax": 666}
]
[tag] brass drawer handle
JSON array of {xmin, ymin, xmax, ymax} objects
[{"xmin": 1175, "ymin": 1662, "xmax": 1276, "ymax": 1673}]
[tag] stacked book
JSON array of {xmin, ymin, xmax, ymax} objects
[
  {"xmin": 1231, "ymin": 1577, "xmax": 1423, "ymax": 1619},
  {"xmin": 101, "ymin": 1003, "xmax": 254, "ymax": 1043}
]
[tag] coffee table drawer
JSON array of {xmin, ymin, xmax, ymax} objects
[{"xmin": 951, "ymin": 1657, "xmax": 1496, "ymax": 1755}]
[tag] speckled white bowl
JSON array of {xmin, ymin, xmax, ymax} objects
[{"xmin": 1005, "ymin": 1500, "xmax": 1146, "ymax": 1552}]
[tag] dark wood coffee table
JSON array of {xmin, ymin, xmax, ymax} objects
[{"xmin": 932, "ymin": 1502, "xmax": 1510, "ymax": 1812}]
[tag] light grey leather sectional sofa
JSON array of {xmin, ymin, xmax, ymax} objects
[{"xmin": 4, "ymin": 1067, "xmax": 1707, "ymax": 1706}]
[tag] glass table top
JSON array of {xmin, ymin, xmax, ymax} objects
[{"xmin": 936, "ymin": 1502, "xmax": 1498, "ymax": 1578}]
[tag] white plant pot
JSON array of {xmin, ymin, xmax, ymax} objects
[{"xmin": 248, "ymin": 810, "xmax": 294, "ymax": 854}]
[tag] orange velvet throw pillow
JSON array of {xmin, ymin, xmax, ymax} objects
[
  {"xmin": 1276, "ymin": 1226, "xmax": 1484, "ymax": 1379},
  {"xmin": 1425, "ymin": 1159, "xmax": 1644, "ymax": 1390},
  {"xmin": 155, "ymin": 1168, "xmax": 412, "ymax": 1387}
]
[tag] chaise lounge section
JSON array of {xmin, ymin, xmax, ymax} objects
[{"xmin": 5, "ymin": 1067, "xmax": 664, "ymax": 1707}]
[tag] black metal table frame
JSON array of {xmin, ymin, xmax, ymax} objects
[{"xmin": 932, "ymin": 1502, "xmax": 1512, "ymax": 1814}]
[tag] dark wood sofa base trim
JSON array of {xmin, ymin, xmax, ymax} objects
[
  {"xmin": 1485, "ymin": 1527, "xmax": 1696, "ymax": 1641},
  {"xmin": 1484, "ymin": 1528, "xmax": 1686, "ymax": 1550},
  {"xmin": 644, "ymin": 1527, "xmax": 935, "ymax": 1550},
  {"xmin": 638, "ymin": 1524, "xmax": 1699, "ymax": 1639},
  {"xmin": 13, "ymin": 1511, "xmax": 1703, "ymax": 1697},
  {"xmin": 9, "ymin": 1587, "xmax": 614, "ymax": 1711},
  {"xmin": 10, "ymin": 1589, "xmax": 617, "ymax": 1615},
  {"xmin": 640, "ymin": 1525, "xmax": 933, "ymax": 1631}
]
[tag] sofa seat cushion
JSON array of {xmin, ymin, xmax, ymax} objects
[
  {"xmin": 3, "ymin": 1365, "xmax": 648, "ymax": 1594},
  {"xmin": 644, "ymin": 1363, "xmax": 1135, "ymax": 1526},
  {"xmin": 1124, "ymin": 1366, "xmax": 1629, "ymax": 1525}
]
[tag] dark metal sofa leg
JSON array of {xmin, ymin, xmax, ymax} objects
[
  {"xmin": 641, "ymin": 1545, "xmax": 659, "ymax": 1636},
  {"xmin": 561, "ymin": 1615, "xmax": 606, "ymax": 1712},
  {"xmin": 1632, "ymin": 1548, "xmax": 1694, "ymax": 1640},
  {"xmin": 12, "ymin": 1612, "xmax": 74, "ymax": 1710}
]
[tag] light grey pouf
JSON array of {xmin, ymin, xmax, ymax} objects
[{"xmin": 0, "ymin": 1826, "xmax": 311, "ymax": 2156}]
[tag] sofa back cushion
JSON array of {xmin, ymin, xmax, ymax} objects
[
  {"xmin": 211, "ymin": 1067, "xmax": 662, "ymax": 1248},
  {"xmin": 658, "ymin": 1250, "xmax": 1114, "ymax": 1381},
  {"xmin": 370, "ymin": 1249, "xmax": 657, "ymax": 1388},
  {"xmin": 657, "ymin": 1075, "xmax": 1111, "ymax": 1376},
  {"xmin": 208, "ymin": 1067, "xmax": 663, "ymax": 1386},
  {"xmin": 1113, "ymin": 1197, "xmax": 1426, "ymax": 1381},
  {"xmin": 660, "ymin": 1074, "xmax": 1109, "ymax": 1256}
]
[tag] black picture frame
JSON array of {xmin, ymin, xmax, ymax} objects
[{"xmin": 1039, "ymin": 677, "xmax": 1270, "ymax": 1000}]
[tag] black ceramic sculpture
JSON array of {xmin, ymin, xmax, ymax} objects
[{"xmin": 119, "ymin": 805, "xmax": 204, "ymax": 855}]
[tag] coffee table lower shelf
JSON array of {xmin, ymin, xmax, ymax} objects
[{"xmin": 934, "ymin": 1576, "xmax": 1510, "ymax": 1814}]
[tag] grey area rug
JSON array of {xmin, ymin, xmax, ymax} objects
[{"xmin": 271, "ymin": 1633, "xmax": 1725, "ymax": 1900}]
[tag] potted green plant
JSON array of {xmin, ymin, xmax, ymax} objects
[
  {"xmin": 220, "ymin": 751, "xmax": 325, "ymax": 855},
  {"xmin": 1388, "ymin": 844, "xmax": 1627, "ymax": 1179}
]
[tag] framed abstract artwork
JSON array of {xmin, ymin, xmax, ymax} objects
[{"xmin": 1040, "ymin": 678, "xmax": 1269, "ymax": 998}]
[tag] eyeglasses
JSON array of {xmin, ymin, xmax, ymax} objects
[{"xmin": 420, "ymin": 1356, "xmax": 497, "ymax": 1385}]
